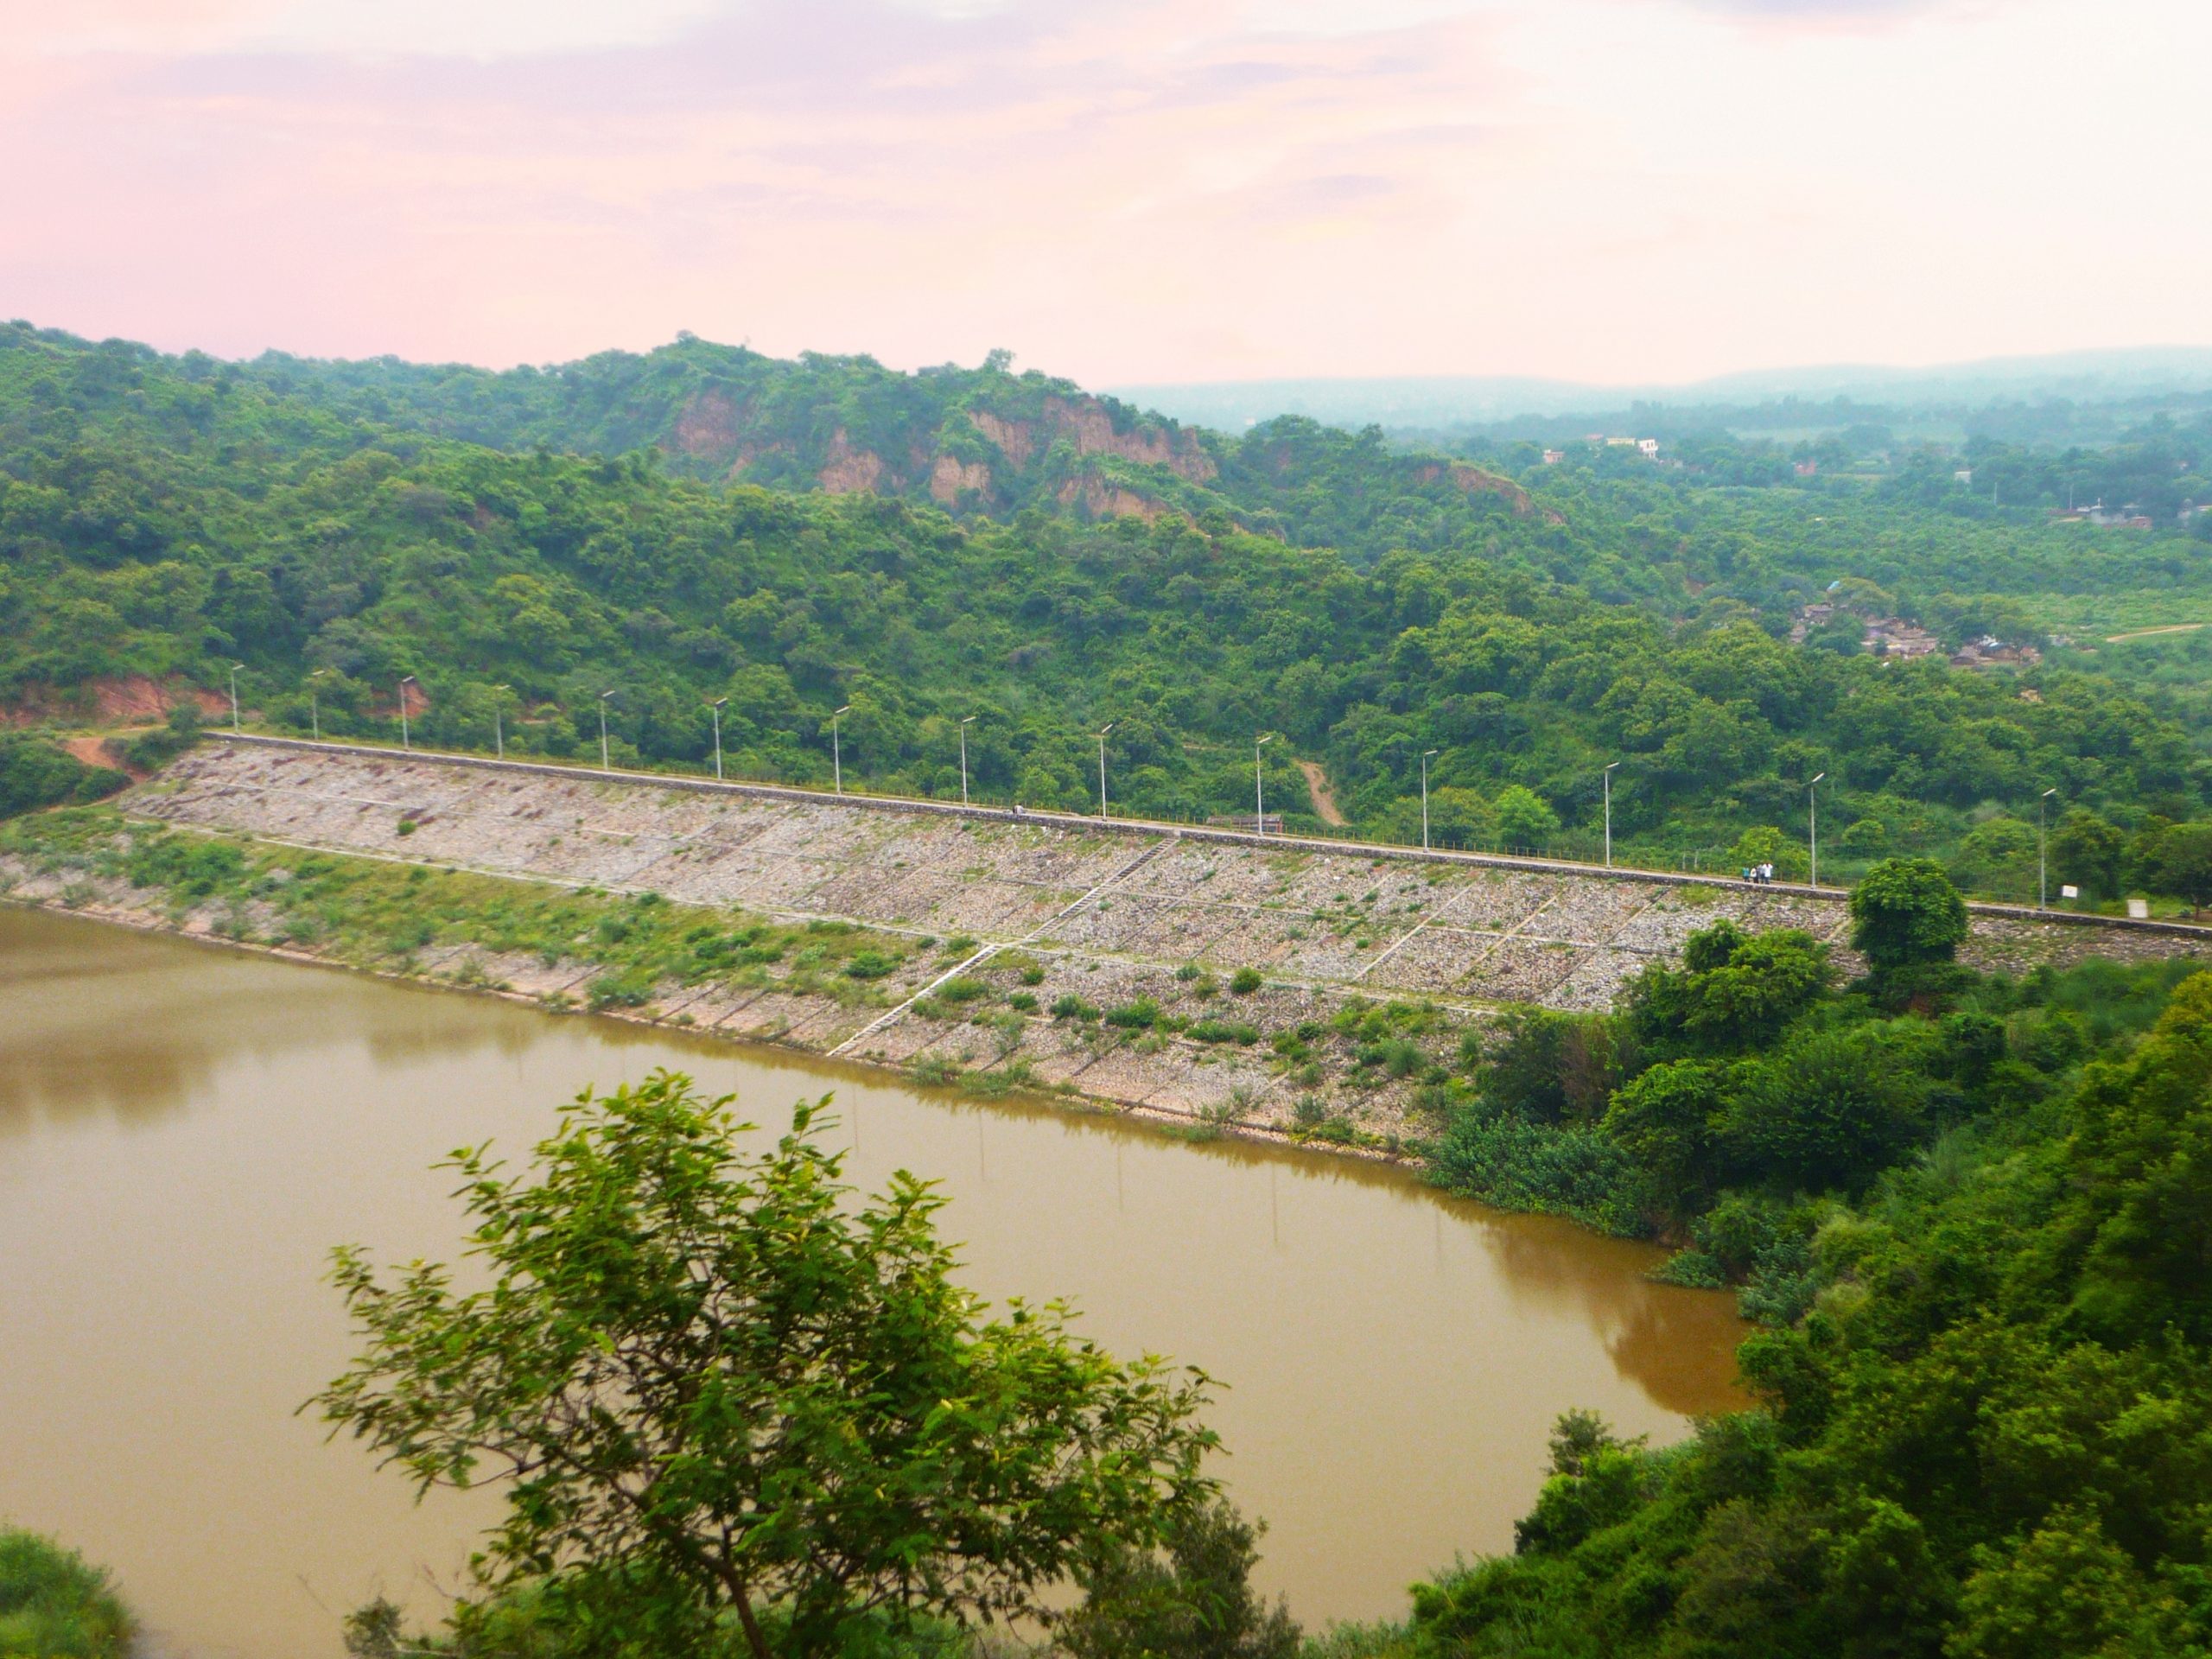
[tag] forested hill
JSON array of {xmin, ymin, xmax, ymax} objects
[
  {"xmin": 8, "ymin": 316, "xmax": 2212, "ymax": 908},
  {"xmin": 0, "ymin": 322, "xmax": 1551, "ymax": 562}
]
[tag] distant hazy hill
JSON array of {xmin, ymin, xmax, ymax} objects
[{"xmin": 1114, "ymin": 346, "xmax": 2212, "ymax": 439}]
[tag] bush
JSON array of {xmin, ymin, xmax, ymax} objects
[
  {"xmin": 0, "ymin": 736, "xmax": 128, "ymax": 820},
  {"xmin": 587, "ymin": 968, "xmax": 656, "ymax": 1010},
  {"xmin": 1187, "ymin": 1019, "xmax": 1260, "ymax": 1046},
  {"xmin": 1105, "ymin": 997, "xmax": 1162, "ymax": 1030},
  {"xmin": 935, "ymin": 976, "xmax": 989, "ymax": 1004},
  {"xmin": 1052, "ymin": 994, "xmax": 1101, "ymax": 1021},
  {"xmin": 0, "ymin": 1528, "xmax": 134, "ymax": 1659},
  {"xmin": 1230, "ymin": 966, "xmax": 1264, "ymax": 995},
  {"xmin": 842, "ymin": 950, "xmax": 900, "ymax": 980}
]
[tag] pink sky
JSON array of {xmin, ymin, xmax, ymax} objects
[{"xmin": 3, "ymin": 0, "xmax": 2207, "ymax": 385}]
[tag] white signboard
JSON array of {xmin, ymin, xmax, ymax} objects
[
  {"xmin": 2060, "ymin": 885, "xmax": 2080, "ymax": 899},
  {"xmin": 2128, "ymin": 899, "xmax": 2151, "ymax": 919}
]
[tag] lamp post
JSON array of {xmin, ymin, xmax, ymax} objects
[
  {"xmin": 2040, "ymin": 787, "xmax": 2058, "ymax": 908},
  {"xmin": 1255, "ymin": 734, "xmax": 1274, "ymax": 836},
  {"xmin": 1808, "ymin": 772, "xmax": 1827, "ymax": 887},
  {"xmin": 959, "ymin": 715, "xmax": 976, "ymax": 806},
  {"xmin": 832, "ymin": 705, "xmax": 850, "ymax": 795},
  {"xmin": 1421, "ymin": 749, "xmax": 1439, "ymax": 852},
  {"xmin": 492, "ymin": 684, "xmax": 509, "ymax": 760},
  {"xmin": 1603, "ymin": 760, "xmax": 1620, "ymax": 869},
  {"xmin": 308, "ymin": 670, "xmax": 325, "ymax": 741},
  {"xmin": 599, "ymin": 690, "xmax": 615, "ymax": 771},
  {"xmin": 228, "ymin": 662, "xmax": 245, "ymax": 733},
  {"xmin": 1098, "ymin": 723, "xmax": 1114, "ymax": 822},
  {"xmin": 709, "ymin": 697, "xmax": 728, "ymax": 782},
  {"xmin": 398, "ymin": 676, "xmax": 416, "ymax": 750}
]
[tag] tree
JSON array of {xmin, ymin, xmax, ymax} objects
[
  {"xmin": 1623, "ymin": 921, "xmax": 1832, "ymax": 1058},
  {"xmin": 1058, "ymin": 1500, "xmax": 1300, "ymax": 1659},
  {"xmin": 1491, "ymin": 784, "xmax": 1560, "ymax": 851},
  {"xmin": 2050, "ymin": 807, "xmax": 2126, "ymax": 902},
  {"xmin": 1848, "ymin": 857, "xmax": 1968, "ymax": 974},
  {"xmin": 315, "ymin": 1072, "xmax": 1217, "ymax": 1659},
  {"xmin": 2145, "ymin": 822, "xmax": 2212, "ymax": 917}
]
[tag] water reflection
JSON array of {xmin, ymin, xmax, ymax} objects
[{"xmin": 0, "ymin": 907, "xmax": 1745, "ymax": 1659}]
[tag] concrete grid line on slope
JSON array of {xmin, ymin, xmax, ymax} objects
[
  {"xmin": 130, "ymin": 807, "xmax": 1510, "ymax": 1020},
  {"xmin": 827, "ymin": 839, "xmax": 1173, "ymax": 1059},
  {"xmin": 201, "ymin": 734, "xmax": 2212, "ymax": 944}
]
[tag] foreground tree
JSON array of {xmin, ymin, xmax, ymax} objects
[{"xmin": 315, "ymin": 1071, "xmax": 1218, "ymax": 1659}]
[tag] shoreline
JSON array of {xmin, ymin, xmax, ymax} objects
[{"xmin": 0, "ymin": 887, "xmax": 1414, "ymax": 1172}]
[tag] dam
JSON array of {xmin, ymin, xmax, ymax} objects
[{"xmin": 41, "ymin": 734, "xmax": 2198, "ymax": 1143}]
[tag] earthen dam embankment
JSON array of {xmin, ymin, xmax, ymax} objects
[{"xmin": 73, "ymin": 736, "xmax": 2212, "ymax": 1139}]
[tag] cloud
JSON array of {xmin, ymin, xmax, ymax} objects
[{"xmin": 0, "ymin": 0, "xmax": 2206, "ymax": 383}]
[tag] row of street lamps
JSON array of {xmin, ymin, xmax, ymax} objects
[{"xmin": 259, "ymin": 678, "xmax": 2067, "ymax": 907}]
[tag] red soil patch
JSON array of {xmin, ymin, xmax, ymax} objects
[{"xmin": 1, "ymin": 675, "xmax": 226, "ymax": 728}]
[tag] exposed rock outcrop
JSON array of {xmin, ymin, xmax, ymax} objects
[{"xmin": 817, "ymin": 428, "xmax": 889, "ymax": 494}]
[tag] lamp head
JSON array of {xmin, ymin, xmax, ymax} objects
[
  {"xmin": 1809, "ymin": 772, "xmax": 1827, "ymax": 786},
  {"xmin": 1424, "ymin": 748, "xmax": 1439, "ymax": 759},
  {"xmin": 835, "ymin": 704, "xmax": 851, "ymax": 716},
  {"xmin": 712, "ymin": 697, "xmax": 728, "ymax": 709}
]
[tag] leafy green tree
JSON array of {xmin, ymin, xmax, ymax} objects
[
  {"xmin": 1491, "ymin": 785, "xmax": 1559, "ymax": 851},
  {"xmin": 1603, "ymin": 1058, "xmax": 1732, "ymax": 1211},
  {"xmin": 1849, "ymin": 858, "xmax": 1968, "ymax": 974},
  {"xmin": 2145, "ymin": 822, "xmax": 2212, "ymax": 917},
  {"xmin": 1058, "ymin": 1501, "xmax": 1300, "ymax": 1659},
  {"xmin": 315, "ymin": 1072, "xmax": 1217, "ymax": 1659},
  {"xmin": 2050, "ymin": 807, "xmax": 2126, "ymax": 902},
  {"xmin": 1623, "ymin": 920, "xmax": 1832, "ymax": 1058},
  {"xmin": 1948, "ymin": 1508, "xmax": 2191, "ymax": 1659},
  {"xmin": 1725, "ymin": 1025, "xmax": 1933, "ymax": 1194}
]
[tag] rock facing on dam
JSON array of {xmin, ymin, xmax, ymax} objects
[{"xmin": 93, "ymin": 737, "xmax": 2211, "ymax": 1140}]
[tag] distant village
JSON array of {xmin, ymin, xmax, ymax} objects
[{"xmin": 1789, "ymin": 599, "xmax": 2044, "ymax": 670}]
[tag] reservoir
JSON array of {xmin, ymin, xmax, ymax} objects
[{"xmin": 0, "ymin": 906, "xmax": 1745, "ymax": 1659}]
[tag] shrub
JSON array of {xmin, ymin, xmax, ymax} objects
[
  {"xmin": 1104, "ymin": 997, "xmax": 1162, "ymax": 1030},
  {"xmin": 0, "ymin": 1527, "xmax": 135, "ymax": 1659},
  {"xmin": 842, "ymin": 950, "xmax": 899, "ymax": 980},
  {"xmin": 1187, "ymin": 1019, "xmax": 1261, "ymax": 1046},
  {"xmin": 1230, "ymin": 966, "xmax": 1264, "ymax": 995},
  {"xmin": 936, "ymin": 976, "xmax": 989, "ymax": 1004},
  {"xmin": 1007, "ymin": 991, "xmax": 1039, "ymax": 1013},
  {"xmin": 587, "ymin": 968, "xmax": 656, "ymax": 1010},
  {"xmin": 0, "ymin": 737, "xmax": 129, "ymax": 820},
  {"xmin": 1052, "ymin": 994, "xmax": 1101, "ymax": 1021}
]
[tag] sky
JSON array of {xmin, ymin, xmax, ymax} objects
[{"xmin": 3, "ymin": 0, "xmax": 2207, "ymax": 386}]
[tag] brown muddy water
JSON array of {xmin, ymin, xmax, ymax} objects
[{"xmin": 0, "ymin": 907, "xmax": 1745, "ymax": 1659}]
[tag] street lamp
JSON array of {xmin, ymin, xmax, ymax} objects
[
  {"xmin": 1421, "ymin": 749, "xmax": 1439, "ymax": 852},
  {"xmin": 307, "ymin": 670, "xmax": 326, "ymax": 741},
  {"xmin": 1603, "ymin": 761, "xmax": 1621, "ymax": 869},
  {"xmin": 599, "ymin": 690, "xmax": 616, "ymax": 771},
  {"xmin": 832, "ymin": 705, "xmax": 851, "ymax": 795},
  {"xmin": 228, "ymin": 662, "xmax": 245, "ymax": 733},
  {"xmin": 398, "ymin": 676, "xmax": 416, "ymax": 750},
  {"xmin": 2040, "ymin": 787, "xmax": 2059, "ymax": 909},
  {"xmin": 1808, "ymin": 772, "xmax": 1827, "ymax": 887},
  {"xmin": 1097, "ymin": 724, "xmax": 1115, "ymax": 822},
  {"xmin": 1255, "ymin": 734, "xmax": 1274, "ymax": 836},
  {"xmin": 492, "ymin": 684, "xmax": 510, "ymax": 760},
  {"xmin": 709, "ymin": 697, "xmax": 728, "ymax": 781},
  {"xmin": 959, "ymin": 715, "xmax": 976, "ymax": 806}
]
